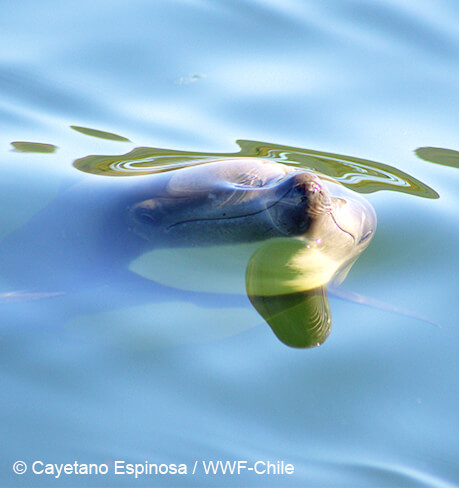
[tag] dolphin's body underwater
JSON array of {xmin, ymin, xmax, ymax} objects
[{"xmin": 0, "ymin": 158, "xmax": 376, "ymax": 345}]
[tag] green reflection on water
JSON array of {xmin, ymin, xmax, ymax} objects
[
  {"xmin": 11, "ymin": 141, "xmax": 57, "ymax": 153},
  {"xmin": 246, "ymin": 238, "xmax": 333, "ymax": 348},
  {"xmin": 415, "ymin": 147, "xmax": 459, "ymax": 169},
  {"xmin": 70, "ymin": 125, "xmax": 130, "ymax": 142},
  {"xmin": 73, "ymin": 140, "xmax": 438, "ymax": 198}
]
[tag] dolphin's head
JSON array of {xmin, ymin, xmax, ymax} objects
[
  {"xmin": 260, "ymin": 170, "xmax": 376, "ymax": 290},
  {"xmin": 126, "ymin": 160, "xmax": 376, "ymax": 265},
  {"xmin": 245, "ymin": 171, "xmax": 377, "ymax": 348},
  {"xmin": 267, "ymin": 171, "xmax": 376, "ymax": 259}
]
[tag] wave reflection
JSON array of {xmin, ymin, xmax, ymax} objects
[{"xmin": 73, "ymin": 139, "xmax": 438, "ymax": 198}]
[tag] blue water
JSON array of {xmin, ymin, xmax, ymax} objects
[{"xmin": 1, "ymin": 1, "xmax": 458, "ymax": 487}]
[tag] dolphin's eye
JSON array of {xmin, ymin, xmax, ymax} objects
[{"xmin": 137, "ymin": 212, "xmax": 155, "ymax": 224}]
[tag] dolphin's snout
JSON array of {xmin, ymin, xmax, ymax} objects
[{"xmin": 266, "ymin": 172, "xmax": 332, "ymax": 237}]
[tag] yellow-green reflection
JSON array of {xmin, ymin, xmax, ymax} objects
[
  {"xmin": 70, "ymin": 125, "xmax": 130, "ymax": 142},
  {"xmin": 11, "ymin": 141, "xmax": 57, "ymax": 153},
  {"xmin": 415, "ymin": 147, "xmax": 459, "ymax": 169},
  {"xmin": 245, "ymin": 238, "xmax": 339, "ymax": 296},
  {"xmin": 246, "ymin": 238, "xmax": 336, "ymax": 348},
  {"xmin": 248, "ymin": 287, "xmax": 331, "ymax": 349},
  {"xmin": 73, "ymin": 140, "xmax": 438, "ymax": 198}
]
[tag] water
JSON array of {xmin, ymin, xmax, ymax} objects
[{"xmin": 1, "ymin": 0, "xmax": 458, "ymax": 486}]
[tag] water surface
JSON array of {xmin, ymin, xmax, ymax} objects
[{"xmin": 0, "ymin": 1, "xmax": 458, "ymax": 487}]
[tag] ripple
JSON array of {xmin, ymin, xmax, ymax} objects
[
  {"xmin": 11, "ymin": 141, "xmax": 57, "ymax": 153},
  {"xmin": 415, "ymin": 147, "xmax": 459, "ymax": 169},
  {"xmin": 73, "ymin": 139, "xmax": 438, "ymax": 199},
  {"xmin": 70, "ymin": 125, "xmax": 130, "ymax": 142},
  {"xmin": 338, "ymin": 460, "xmax": 456, "ymax": 488}
]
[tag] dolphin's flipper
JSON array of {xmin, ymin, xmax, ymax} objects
[{"xmin": 329, "ymin": 287, "xmax": 440, "ymax": 328}]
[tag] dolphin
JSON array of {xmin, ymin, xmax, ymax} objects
[{"xmin": 0, "ymin": 158, "xmax": 376, "ymax": 347}]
